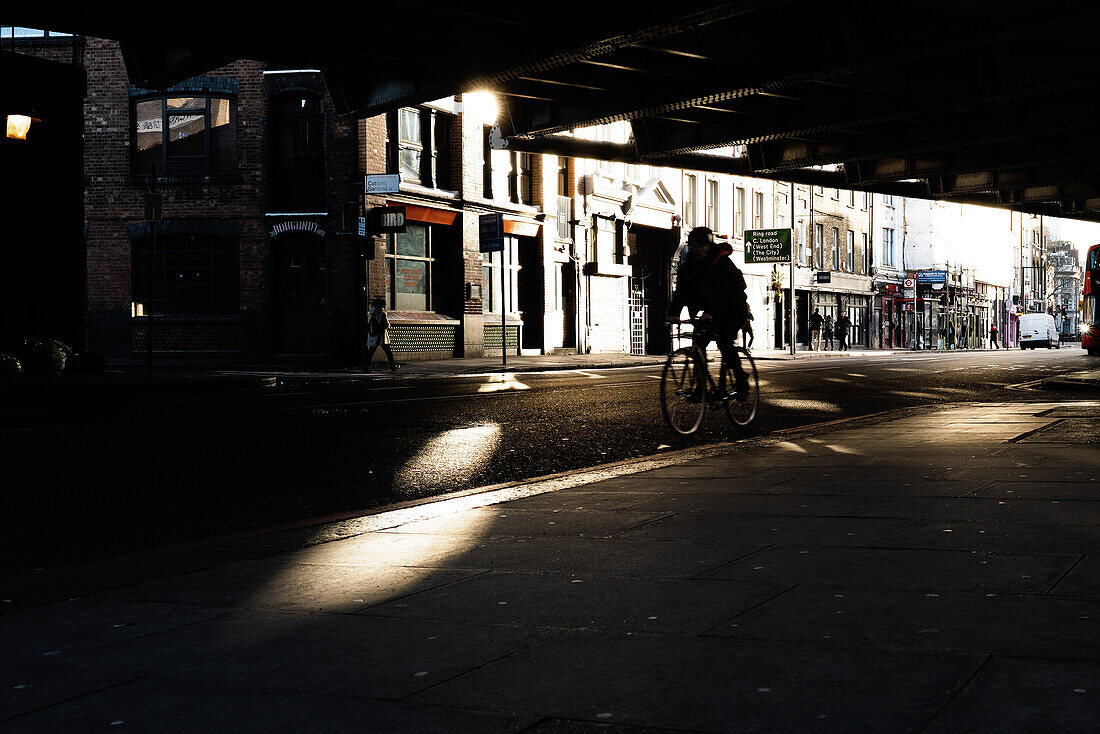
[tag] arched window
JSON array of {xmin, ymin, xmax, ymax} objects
[{"xmin": 270, "ymin": 94, "xmax": 325, "ymax": 212}]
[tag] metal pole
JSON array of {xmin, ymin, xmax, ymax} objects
[
  {"xmin": 147, "ymin": 162, "xmax": 156, "ymax": 377},
  {"xmin": 501, "ymin": 247, "xmax": 507, "ymax": 366},
  {"xmin": 790, "ymin": 184, "xmax": 795, "ymax": 355}
]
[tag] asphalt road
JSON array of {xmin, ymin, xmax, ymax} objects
[{"xmin": 2, "ymin": 348, "xmax": 1094, "ymax": 575}]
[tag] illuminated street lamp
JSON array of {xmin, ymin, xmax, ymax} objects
[{"xmin": 5, "ymin": 113, "xmax": 39, "ymax": 140}]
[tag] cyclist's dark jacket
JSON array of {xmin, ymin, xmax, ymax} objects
[{"xmin": 669, "ymin": 241, "xmax": 749, "ymax": 328}]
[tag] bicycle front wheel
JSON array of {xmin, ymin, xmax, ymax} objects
[
  {"xmin": 724, "ymin": 348, "xmax": 759, "ymax": 427},
  {"xmin": 661, "ymin": 347, "xmax": 705, "ymax": 435}
]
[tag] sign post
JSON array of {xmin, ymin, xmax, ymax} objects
[
  {"xmin": 745, "ymin": 227, "xmax": 793, "ymax": 353},
  {"xmin": 144, "ymin": 162, "xmax": 162, "ymax": 377},
  {"xmin": 479, "ymin": 213, "xmax": 506, "ymax": 365}
]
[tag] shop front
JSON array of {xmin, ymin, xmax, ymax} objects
[{"xmin": 379, "ymin": 203, "xmax": 462, "ymax": 360}]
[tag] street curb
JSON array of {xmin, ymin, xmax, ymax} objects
[{"xmin": 1042, "ymin": 376, "xmax": 1100, "ymax": 392}]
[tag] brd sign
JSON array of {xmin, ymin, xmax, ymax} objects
[{"xmin": 744, "ymin": 228, "xmax": 792, "ymax": 264}]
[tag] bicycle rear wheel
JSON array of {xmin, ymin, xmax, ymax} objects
[
  {"xmin": 724, "ymin": 348, "xmax": 759, "ymax": 426},
  {"xmin": 661, "ymin": 347, "xmax": 705, "ymax": 435}
]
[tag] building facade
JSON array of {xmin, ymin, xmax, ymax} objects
[{"xmin": 5, "ymin": 28, "xmax": 1093, "ymax": 363}]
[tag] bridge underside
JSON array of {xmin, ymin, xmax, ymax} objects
[{"xmin": 25, "ymin": 0, "xmax": 1100, "ymax": 221}]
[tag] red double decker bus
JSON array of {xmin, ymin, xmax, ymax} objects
[{"xmin": 1085, "ymin": 243, "xmax": 1100, "ymax": 355}]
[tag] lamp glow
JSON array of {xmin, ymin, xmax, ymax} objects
[{"xmin": 6, "ymin": 114, "xmax": 34, "ymax": 140}]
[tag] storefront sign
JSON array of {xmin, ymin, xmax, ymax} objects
[
  {"xmin": 815, "ymin": 271, "xmax": 831, "ymax": 283},
  {"xmin": 917, "ymin": 270, "xmax": 947, "ymax": 283},
  {"xmin": 367, "ymin": 205, "xmax": 406, "ymax": 234},
  {"xmin": 744, "ymin": 228, "xmax": 791, "ymax": 263},
  {"xmin": 269, "ymin": 220, "xmax": 326, "ymax": 238}
]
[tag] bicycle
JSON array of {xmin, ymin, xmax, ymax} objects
[{"xmin": 660, "ymin": 319, "xmax": 759, "ymax": 435}]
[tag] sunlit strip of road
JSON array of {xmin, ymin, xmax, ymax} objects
[{"xmin": 269, "ymin": 379, "xmax": 659, "ymax": 412}]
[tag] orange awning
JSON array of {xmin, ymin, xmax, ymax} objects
[
  {"xmin": 388, "ymin": 201, "xmax": 459, "ymax": 226},
  {"xmin": 503, "ymin": 217, "xmax": 540, "ymax": 237}
]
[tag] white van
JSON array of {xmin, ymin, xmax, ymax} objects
[{"xmin": 1019, "ymin": 312, "xmax": 1061, "ymax": 349}]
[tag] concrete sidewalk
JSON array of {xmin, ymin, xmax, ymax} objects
[{"xmin": 4, "ymin": 399, "xmax": 1099, "ymax": 732}]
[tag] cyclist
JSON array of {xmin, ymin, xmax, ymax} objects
[{"xmin": 666, "ymin": 226, "xmax": 752, "ymax": 401}]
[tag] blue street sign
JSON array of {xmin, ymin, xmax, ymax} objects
[
  {"xmin": 479, "ymin": 212, "xmax": 504, "ymax": 252},
  {"xmin": 917, "ymin": 270, "xmax": 947, "ymax": 283}
]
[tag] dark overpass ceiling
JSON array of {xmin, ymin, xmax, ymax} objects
[{"xmin": 28, "ymin": 0, "xmax": 1100, "ymax": 221}]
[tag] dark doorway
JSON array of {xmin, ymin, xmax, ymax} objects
[
  {"xmin": 272, "ymin": 235, "xmax": 327, "ymax": 354},
  {"xmin": 629, "ymin": 224, "xmax": 677, "ymax": 354},
  {"xmin": 517, "ymin": 237, "xmax": 542, "ymax": 351}
]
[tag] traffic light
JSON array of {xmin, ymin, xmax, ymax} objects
[{"xmin": 1061, "ymin": 305, "xmax": 1067, "ymax": 317}]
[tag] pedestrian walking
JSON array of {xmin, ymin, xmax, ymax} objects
[
  {"xmin": 363, "ymin": 297, "xmax": 398, "ymax": 372},
  {"xmin": 809, "ymin": 308, "xmax": 823, "ymax": 351},
  {"xmin": 834, "ymin": 312, "xmax": 852, "ymax": 350},
  {"xmin": 990, "ymin": 322, "xmax": 999, "ymax": 349},
  {"xmin": 823, "ymin": 314, "xmax": 835, "ymax": 351}
]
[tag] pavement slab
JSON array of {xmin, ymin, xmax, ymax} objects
[
  {"xmin": 697, "ymin": 545, "xmax": 1075, "ymax": 594},
  {"xmin": 2, "ymin": 676, "xmax": 538, "ymax": 733},
  {"xmin": 61, "ymin": 609, "xmax": 550, "ymax": 700},
  {"xmin": 614, "ymin": 513, "xmax": 917, "ymax": 546},
  {"xmin": 884, "ymin": 518, "xmax": 1100, "ymax": 554},
  {"xmin": 375, "ymin": 507, "xmax": 672, "ymax": 539},
  {"xmin": 923, "ymin": 657, "xmax": 1100, "ymax": 733},
  {"xmin": 709, "ymin": 585, "xmax": 1100, "ymax": 660},
  {"xmin": 359, "ymin": 571, "xmax": 781, "ymax": 635},
  {"xmin": 411, "ymin": 631, "xmax": 983, "ymax": 733},
  {"xmin": 106, "ymin": 559, "xmax": 488, "ymax": 613}
]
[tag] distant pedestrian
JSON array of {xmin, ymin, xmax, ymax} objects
[
  {"xmin": 990, "ymin": 323, "xmax": 999, "ymax": 349},
  {"xmin": 364, "ymin": 298, "xmax": 398, "ymax": 372},
  {"xmin": 809, "ymin": 308, "xmax": 823, "ymax": 351},
  {"xmin": 834, "ymin": 313, "xmax": 852, "ymax": 350},
  {"xmin": 823, "ymin": 314, "xmax": 835, "ymax": 350}
]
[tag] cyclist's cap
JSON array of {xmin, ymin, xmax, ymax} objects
[{"xmin": 687, "ymin": 227, "xmax": 716, "ymax": 247}]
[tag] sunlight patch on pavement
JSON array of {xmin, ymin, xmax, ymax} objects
[
  {"xmin": 774, "ymin": 441, "xmax": 809, "ymax": 453},
  {"xmin": 767, "ymin": 398, "xmax": 843, "ymax": 413},
  {"xmin": 477, "ymin": 374, "xmax": 531, "ymax": 392}
]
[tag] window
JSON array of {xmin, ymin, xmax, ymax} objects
[
  {"xmin": 594, "ymin": 216, "xmax": 622, "ymax": 264},
  {"xmin": 485, "ymin": 145, "xmax": 525, "ymax": 202},
  {"xmin": 832, "ymin": 227, "xmax": 840, "ymax": 269},
  {"xmin": 797, "ymin": 221, "xmax": 807, "ymax": 264},
  {"xmin": 848, "ymin": 190, "xmax": 856, "ymax": 207},
  {"xmin": 503, "ymin": 152, "xmax": 532, "ymax": 205},
  {"xmin": 815, "ymin": 223, "xmax": 824, "ymax": 266},
  {"xmin": 557, "ymin": 157, "xmax": 569, "ymax": 197},
  {"xmin": 831, "ymin": 188, "xmax": 839, "ymax": 200},
  {"xmin": 270, "ymin": 94, "xmax": 324, "ymax": 212},
  {"xmin": 753, "ymin": 191, "xmax": 764, "ymax": 229},
  {"xmin": 133, "ymin": 95, "xmax": 237, "ymax": 177},
  {"xmin": 131, "ymin": 233, "xmax": 239, "ymax": 316},
  {"xmin": 883, "ymin": 194, "xmax": 895, "ymax": 206},
  {"xmin": 861, "ymin": 232, "xmax": 868, "ymax": 273},
  {"xmin": 862, "ymin": 192, "xmax": 869, "ymax": 210},
  {"xmin": 684, "ymin": 174, "xmax": 696, "ymax": 228},
  {"xmin": 392, "ymin": 107, "xmax": 452, "ymax": 189},
  {"xmin": 847, "ymin": 230, "xmax": 855, "ymax": 271},
  {"xmin": 882, "ymin": 227, "xmax": 895, "ymax": 266},
  {"xmin": 386, "ymin": 224, "xmax": 434, "ymax": 311},
  {"xmin": 706, "ymin": 179, "xmax": 719, "ymax": 230},
  {"xmin": 1, "ymin": 27, "xmax": 72, "ymax": 39},
  {"xmin": 735, "ymin": 187, "xmax": 746, "ymax": 236},
  {"xmin": 482, "ymin": 237, "xmax": 520, "ymax": 314}
]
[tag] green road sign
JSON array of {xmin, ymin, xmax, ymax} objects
[{"xmin": 744, "ymin": 228, "xmax": 792, "ymax": 263}]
